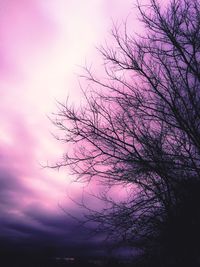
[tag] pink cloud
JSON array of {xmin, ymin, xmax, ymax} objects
[
  {"xmin": 0, "ymin": 0, "xmax": 58, "ymax": 81},
  {"xmin": 0, "ymin": 0, "xmax": 137, "ymax": 253}
]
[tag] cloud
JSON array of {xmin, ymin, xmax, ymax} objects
[
  {"xmin": 0, "ymin": 0, "xmax": 57, "ymax": 80},
  {"xmin": 0, "ymin": 203, "xmax": 104, "ymax": 257},
  {"xmin": 0, "ymin": 111, "xmax": 101, "ymax": 256},
  {"xmin": 0, "ymin": 0, "xmax": 135, "ymax": 259}
]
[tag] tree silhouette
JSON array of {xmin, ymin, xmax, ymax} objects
[{"xmin": 53, "ymin": 0, "xmax": 200, "ymax": 265}]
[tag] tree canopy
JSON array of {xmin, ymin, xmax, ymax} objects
[{"xmin": 53, "ymin": 0, "xmax": 200, "ymax": 265}]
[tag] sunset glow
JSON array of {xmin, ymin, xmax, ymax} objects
[{"xmin": 0, "ymin": 0, "xmax": 135, "ymax": 256}]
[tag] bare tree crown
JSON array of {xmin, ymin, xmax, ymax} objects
[{"xmin": 53, "ymin": 0, "xmax": 200, "ymax": 264}]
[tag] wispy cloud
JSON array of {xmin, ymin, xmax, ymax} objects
[{"xmin": 0, "ymin": 0, "xmax": 134, "ymax": 256}]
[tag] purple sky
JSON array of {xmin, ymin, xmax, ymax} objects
[{"xmin": 0, "ymin": 0, "xmax": 136, "ymax": 257}]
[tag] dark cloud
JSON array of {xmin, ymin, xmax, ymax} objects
[
  {"xmin": 0, "ymin": 98, "xmax": 105, "ymax": 261},
  {"xmin": 0, "ymin": 168, "xmax": 105, "ymax": 258},
  {"xmin": 0, "ymin": 208, "xmax": 105, "ymax": 258},
  {"xmin": 0, "ymin": 168, "xmax": 28, "ymax": 193},
  {"xmin": 24, "ymin": 207, "xmax": 73, "ymax": 231},
  {"xmin": 0, "ymin": 165, "xmax": 34, "ymax": 214}
]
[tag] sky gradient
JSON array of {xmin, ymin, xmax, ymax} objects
[{"xmin": 0, "ymin": 0, "xmax": 135, "ymax": 258}]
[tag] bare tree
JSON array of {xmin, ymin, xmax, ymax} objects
[{"xmin": 53, "ymin": 0, "xmax": 200, "ymax": 265}]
